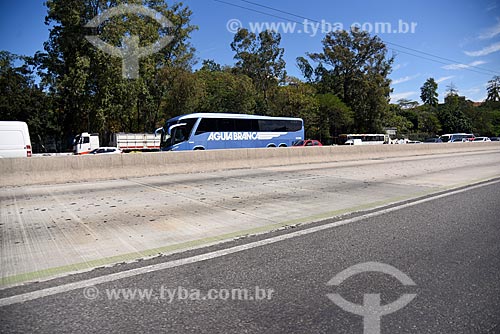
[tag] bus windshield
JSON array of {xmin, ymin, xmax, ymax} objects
[{"xmin": 161, "ymin": 118, "xmax": 198, "ymax": 149}]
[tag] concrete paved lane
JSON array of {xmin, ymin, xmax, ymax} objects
[
  {"xmin": 1, "ymin": 150, "xmax": 499, "ymax": 286},
  {"xmin": 1, "ymin": 178, "xmax": 499, "ymax": 333}
]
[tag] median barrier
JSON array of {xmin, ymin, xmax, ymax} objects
[{"xmin": 1, "ymin": 142, "xmax": 499, "ymax": 187}]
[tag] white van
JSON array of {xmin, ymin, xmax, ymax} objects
[{"xmin": 0, "ymin": 121, "xmax": 32, "ymax": 158}]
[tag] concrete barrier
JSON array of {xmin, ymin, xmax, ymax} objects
[{"xmin": 1, "ymin": 142, "xmax": 499, "ymax": 187}]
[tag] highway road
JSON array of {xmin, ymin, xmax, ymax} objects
[
  {"xmin": 2, "ymin": 150, "xmax": 500, "ymax": 287},
  {"xmin": 1, "ymin": 179, "xmax": 499, "ymax": 333}
]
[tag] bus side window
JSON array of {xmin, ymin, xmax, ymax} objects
[
  {"xmin": 234, "ymin": 119, "xmax": 258, "ymax": 132},
  {"xmin": 218, "ymin": 119, "xmax": 235, "ymax": 132},
  {"xmin": 195, "ymin": 118, "xmax": 217, "ymax": 135}
]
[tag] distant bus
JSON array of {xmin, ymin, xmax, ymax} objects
[
  {"xmin": 439, "ymin": 133, "xmax": 475, "ymax": 143},
  {"xmin": 338, "ymin": 134, "xmax": 389, "ymax": 145},
  {"xmin": 157, "ymin": 113, "xmax": 304, "ymax": 151}
]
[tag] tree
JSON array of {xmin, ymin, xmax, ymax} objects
[
  {"xmin": 270, "ymin": 83, "xmax": 320, "ymax": 138},
  {"xmin": 486, "ymin": 76, "xmax": 500, "ymax": 102},
  {"xmin": 438, "ymin": 94, "xmax": 472, "ymax": 133},
  {"xmin": 300, "ymin": 28, "xmax": 393, "ymax": 133},
  {"xmin": 39, "ymin": 0, "xmax": 197, "ymax": 147},
  {"xmin": 195, "ymin": 67, "xmax": 256, "ymax": 114},
  {"xmin": 231, "ymin": 28, "xmax": 286, "ymax": 113},
  {"xmin": 417, "ymin": 111, "xmax": 441, "ymax": 135},
  {"xmin": 420, "ymin": 78, "xmax": 438, "ymax": 107},
  {"xmin": 316, "ymin": 93, "xmax": 353, "ymax": 140},
  {"xmin": 445, "ymin": 82, "xmax": 458, "ymax": 97},
  {"xmin": 0, "ymin": 51, "xmax": 59, "ymax": 152},
  {"xmin": 200, "ymin": 59, "xmax": 222, "ymax": 72},
  {"xmin": 397, "ymin": 98, "xmax": 419, "ymax": 110},
  {"xmin": 385, "ymin": 104, "xmax": 414, "ymax": 135}
]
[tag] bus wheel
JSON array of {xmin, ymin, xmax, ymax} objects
[
  {"xmin": 279, "ymin": 144, "xmax": 287, "ymax": 148},
  {"xmin": 193, "ymin": 147, "xmax": 205, "ymax": 150},
  {"xmin": 267, "ymin": 144, "xmax": 276, "ymax": 148}
]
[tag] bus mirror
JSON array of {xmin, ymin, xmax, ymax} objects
[{"xmin": 154, "ymin": 127, "xmax": 164, "ymax": 137}]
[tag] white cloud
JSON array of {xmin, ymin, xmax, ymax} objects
[
  {"xmin": 460, "ymin": 87, "xmax": 487, "ymax": 101},
  {"xmin": 486, "ymin": 2, "xmax": 498, "ymax": 12},
  {"xmin": 392, "ymin": 63, "xmax": 408, "ymax": 71},
  {"xmin": 442, "ymin": 60, "xmax": 486, "ymax": 70},
  {"xmin": 464, "ymin": 41, "xmax": 500, "ymax": 56},
  {"xmin": 392, "ymin": 74, "xmax": 420, "ymax": 85},
  {"xmin": 390, "ymin": 91, "xmax": 418, "ymax": 102},
  {"xmin": 479, "ymin": 20, "xmax": 500, "ymax": 39},
  {"xmin": 461, "ymin": 87, "xmax": 481, "ymax": 95},
  {"xmin": 435, "ymin": 76, "xmax": 455, "ymax": 84}
]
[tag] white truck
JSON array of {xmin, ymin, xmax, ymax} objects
[
  {"xmin": 0, "ymin": 121, "xmax": 32, "ymax": 158},
  {"xmin": 73, "ymin": 132, "xmax": 160, "ymax": 155}
]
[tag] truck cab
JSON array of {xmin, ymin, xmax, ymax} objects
[{"xmin": 73, "ymin": 133, "xmax": 99, "ymax": 155}]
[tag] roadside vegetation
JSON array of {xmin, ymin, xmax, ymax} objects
[{"xmin": 1, "ymin": 0, "xmax": 499, "ymax": 152}]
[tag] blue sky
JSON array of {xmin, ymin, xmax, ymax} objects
[{"xmin": 1, "ymin": 0, "xmax": 499, "ymax": 102}]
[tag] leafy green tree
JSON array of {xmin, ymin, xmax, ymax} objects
[
  {"xmin": 231, "ymin": 28, "xmax": 286, "ymax": 113},
  {"xmin": 38, "ymin": 0, "xmax": 197, "ymax": 146},
  {"xmin": 316, "ymin": 93, "xmax": 353, "ymax": 140},
  {"xmin": 300, "ymin": 28, "xmax": 393, "ymax": 133},
  {"xmin": 200, "ymin": 59, "xmax": 222, "ymax": 72},
  {"xmin": 195, "ymin": 67, "xmax": 256, "ymax": 114},
  {"xmin": 0, "ymin": 52, "xmax": 34, "ymax": 121},
  {"xmin": 486, "ymin": 76, "xmax": 500, "ymax": 102},
  {"xmin": 438, "ymin": 94, "xmax": 472, "ymax": 133},
  {"xmin": 0, "ymin": 51, "xmax": 59, "ymax": 152},
  {"xmin": 160, "ymin": 67, "xmax": 203, "ymax": 119},
  {"xmin": 417, "ymin": 111, "xmax": 441, "ymax": 135},
  {"xmin": 270, "ymin": 83, "xmax": 320, "ymax": 137},
  {"xmin": 385, "ymin": 104, "xmax": 414, "ymax": 135},
  {"xmin": 397, "ymin": 98, "xmax": 419, "ymax": 109},
  {"xmin": 420, "ymin": 78, "xmax": 438, "ymax": 107}
]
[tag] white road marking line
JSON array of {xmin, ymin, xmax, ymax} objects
[{"xmin": 1, "ymin": 178, "xmax": 498, "ymax": 307}]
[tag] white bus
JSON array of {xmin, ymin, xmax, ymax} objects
[
  {"xmin": 439, "ymin": 133, "xmax": 475, "ymax": 143},
  {"xmin": 339, "ymin": 134, "xmax": 389, "ymax": 145},
  {"xmin": 0, "ymin": 121, "xmax": 32, "ymax": 158}
]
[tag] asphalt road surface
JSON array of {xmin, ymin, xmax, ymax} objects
[
  {"xmin": 1, "ymin": 179, "xmax": 499, "ymax": 333},
  {"xmin": 2, "ymin": 150, "xmax": 500, "ymax": 286}
]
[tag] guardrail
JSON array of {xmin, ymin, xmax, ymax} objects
[{"xmin": 1, "ymin": 142, "xmax": 499, "ymax": 187}]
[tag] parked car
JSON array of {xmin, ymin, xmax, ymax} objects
[
  {"xmin": 292, "ymin": 139, "xmax": 323, "ymax": 147},
  {"xmin": 489, "ymin": 137, "xmax": 499, "ymax": 141},
  {"xmin": 424, "ymin": 137, "xmax": 443, "ymax": 143},
  {"xmin": 472, "ymin": 137, "xmax": 491, "ymax": 142},
  {"xmin": 89, "ymin": 147, "xmax": 122, "ymax": 154}
]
